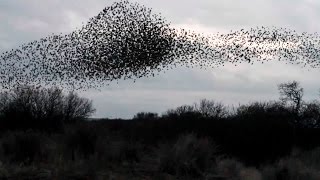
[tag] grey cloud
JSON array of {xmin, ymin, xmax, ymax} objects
[
  {"xmin": 0, "ymin": 0, "xmax": 112, "ymax": 49},
  {"xmin": 84, "ymin": 60, "xmax": 320, "ymax": 118},
  {"xmin": 134, "ymin": 0, "xmax": 320, "ymax": 32}
]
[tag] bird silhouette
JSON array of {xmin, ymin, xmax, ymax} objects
[{"xmin": 0, "ymin": 0, "xmax": 319, "ymax": 90}]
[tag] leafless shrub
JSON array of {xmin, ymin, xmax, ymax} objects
[
  {"xmin": 216, "ymin": 158, "xmax": 244, "ymax": 178},
  {"xmin": 65, "ymin": 125, "xmax": 97, "ymax": 161},
  {"xmin": 300, "ymin": 101, "xmax": 320, "ymax": 128},
  {"xmin": 163, "ymin": 105, "xmax": 196, "ymax": 118},
  {"xmin": 133, "ymin": 112, "xmax": 158, "ymax": 120},
  {"xmin": 158, "ymin": 133, "xmax": 217, "ymax": 177},
  {"xmin": 1, "ymin": 131, "xmax": 49, "ymax": 164},
  {"xmin": 194, "ymin": 99, "xmax": 228, "ymax": 118},
  {"xmin": 63, "ymin": 91, "xmax": 95, "ymax": 122},
  {"xmin": 0, "ymin": 85, "xmax": 95, "ymax": 131}
]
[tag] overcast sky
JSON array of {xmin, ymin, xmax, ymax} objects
[{"xmin": 1, "ymin": 0, "xmax": 320, "ymax": 119}]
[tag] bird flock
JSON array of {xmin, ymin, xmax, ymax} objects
[{"xmin": 0, "ymin": 0, "xmax": 320, "ymax": 90}]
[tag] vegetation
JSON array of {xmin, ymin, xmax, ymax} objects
[
  {"xmin": 0, "ymin": 81, "xmax": 320, "ymax": 179},
  {"xmin": 0, "ymin": 86, "xmax": 95, "ymax": 132}
]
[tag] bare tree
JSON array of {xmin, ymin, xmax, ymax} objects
[
  {"xmin": 163, "ymin": 105, "xmax": 196, "ymax": 118},
  {"xmin": 7, "ymin": 86, "xmax": 65, "ymax": 121},
  {"xmin": 0, "ymin": 85, "xmax": 95, "ymax": 131},
  {"xmin": 278, "ymin": 80, "xmax": 304, "ymax": 114},
  {"xmin": 63, "ymin": 91, "xmax": 96, "ymax": 122},
  {"xmin": 194, "ymin": 99, "xmax": 228, "ymax": 118}
]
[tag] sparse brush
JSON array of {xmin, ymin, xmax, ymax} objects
[
  {"xmin": 65, "ymin": 125, "xmax": 98, "ymax": 161},
  {"xmin": 158, "ymin": 133, "xmax": 217, "ymax": 178},
  {"xmin": 1, "ymin": 131, "xmax": 49, "ymax": 164}
]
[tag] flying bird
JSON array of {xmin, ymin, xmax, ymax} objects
[{"xmin": 0, "ymin": 0, "xmax": 319, "ymax": 90}]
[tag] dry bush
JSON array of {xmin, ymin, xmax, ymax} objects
[
  {"xmin": 0, "ymin": 161, "xmax": 8, "ymax": 179},
  {"xmin": 163, "ymin": 105, "xmax": 197, "ymax": 119},
  {"xmin": 63, "ymin": 91, "xmax": 95, "ymax": 123},
  {"xmin": 300, "ymin": 101, "xmax": 320, "ymax": 128},
  {"xmin": 163, "ymin": 99, "xmax": 228, "ymax": 119},
  {"xmin": 216, "ymin": 158, "xmax": 262, "ymax": 180},
  {"xmin": 276, "ymin": 158, "xmax": 320, "ymax": 180},
  {"xmin": 133, "ymin": 112, "xmax": 159, "ymax": 120},
  {"xmin": 216, "ymin": 158, "xmax": 244, "ymax": 178},
  {"xmin": 65, "ymin": 125, "xmax": 98, "ymax": 161},
  {"xmin": 0, "ymin": 131, "xmax": 49, "ymax": 164},
  {"xmin": 298, "ymin": 147, "xmax": 320, "ymax": 169},
  {"xmin": 260, "ymin": 147, "xmax": 320, "ymax": 180},
  {"xmin": 239, "ymin": 167, "xmax": 262, "ymax": 180},
  {"xmin": 0, "ymin": 86, "xmax": 95, "ymax": 132},
  {"xmin": 158, "ymin": 133, "xmax": 217, "ymax": 177},
  {"xmin": 95, "ymin": 138, "xmax": 142, "ymax": 165},
  {"xmin": 194, "ymin": 99, "xmax": 228, "ymax": 119}
]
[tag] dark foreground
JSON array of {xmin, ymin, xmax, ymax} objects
[
  {"xmin": 1, "ymin": 84, "xmax": 320, "ymax": 179},
  {"xmin": 1, "ymin": 113, "xmax": 320, "ymax": 180}
]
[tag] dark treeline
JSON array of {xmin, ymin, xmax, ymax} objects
[
  {"xmin": 0, "ymin": 86, "xmax": 95, "ymax": 133},
  {"xmin": 95, "ymin": 81, "xmax": 320, "ymax": 164},
  {"xmin": 1, "ymin": 81, "xmax": 320, "ymax": 179}
]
